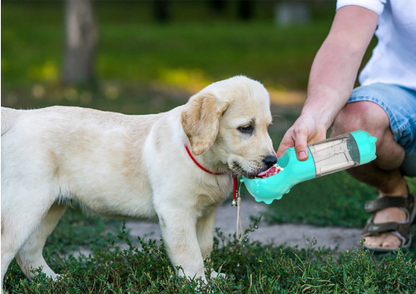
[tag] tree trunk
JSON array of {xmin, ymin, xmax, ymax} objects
[
  {"xmin": 208, "ymin": 0, "xmax": 227, "ymax": 13},
  {"xmin": 154, "ymin": 0, "xmax": 170, "ymax": 23},
  {"xmin": 62, "ymin": 0, "xmax": 97, "ymax": 86},
  {"xmin": 238, "ymin": 0, "xmax": 253, "ymax": 21}
]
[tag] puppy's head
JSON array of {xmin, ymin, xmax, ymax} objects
[{"xmin": 181, "ymin": 76, "xmax": 276, "ymax": 177}]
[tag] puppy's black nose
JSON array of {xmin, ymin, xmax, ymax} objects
[{"xmin": 263, "ymin": 155, "xmax": 277, "ymax": 169}]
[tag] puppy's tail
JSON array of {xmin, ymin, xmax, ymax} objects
[{"xmin": 1, "ymin": 107, "xmax": 21, "ymax": 136}]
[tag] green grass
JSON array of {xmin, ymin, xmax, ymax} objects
[{"xmin": 4, "ymin": 218, "xmax": 416, "ymax": 293}]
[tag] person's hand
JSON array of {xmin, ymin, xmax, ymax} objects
[{"xmin": 276, "ymin": 114, "xmax": 327, "ymax": 161}]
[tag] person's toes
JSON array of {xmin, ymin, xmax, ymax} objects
[
  {"xmin": 364, "ymin": 233, "xmax": 401, "ymax": 248},
  {"xmin": 381, "ymin": 233, "xmax": 401, "ymax": 248},
  {"xmin": 363, "ymin": 233, "xmax": 401, "ymax": 249},
  {"xmin": 363, "ymin": 236, "xmax": 382, "ymax": 247}
]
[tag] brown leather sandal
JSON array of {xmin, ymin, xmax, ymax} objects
[{"xmin": 361, "ymin": 188, "xmax": 416, "ymax": 252}]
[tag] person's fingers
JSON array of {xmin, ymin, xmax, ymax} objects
[
  {"xmin": 276, "ymin": 115, "xmax": 325, "ymax": 161},
  {"xmin": 276, "ymin": 135, "xmax": 295, "ymax": 159},
  {"xmin": 293, "ymin": 128, "xmax": 309, "ymax": 161}
]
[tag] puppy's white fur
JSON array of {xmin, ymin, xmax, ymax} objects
[{"xmin": 1, "ymin": 76, "xmax": 275, "ymax": 286}]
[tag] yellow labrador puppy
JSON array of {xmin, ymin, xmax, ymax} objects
[{"xmin": 1, "ymin": 76, "xmax": 276, "ymax": 286}]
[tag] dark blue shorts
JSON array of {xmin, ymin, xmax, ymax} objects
[{"xmin": 348, "ymin": 83, "xmax": 416, "ymax": 177}]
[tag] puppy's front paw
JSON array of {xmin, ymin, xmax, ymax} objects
[
  {"xmin": 210, "ymin": 270, "xmax": 227, "ymax": 279},
  {"xmin": 50, "ymin": 273, "xmax": 62, "ymax": 281}
]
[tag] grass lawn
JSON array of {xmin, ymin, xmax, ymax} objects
[
  {"xmin": 3, "ymin": 213, "xmax": 416, "ymax": 293},
  {"xmin": 2, "ymin": 1, "xmax": 416, "ymax": 293}
]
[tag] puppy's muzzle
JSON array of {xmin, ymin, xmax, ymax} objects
[{"xmin": 263, "ymin": 155, "xmax": 277, "ymax": 169}]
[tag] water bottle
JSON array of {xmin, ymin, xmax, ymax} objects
[{"xmin": 241, "ymin": 130, "xmax": 377, "ymax": 204}]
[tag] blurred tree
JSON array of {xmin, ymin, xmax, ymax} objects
[
  {"xmin": 208, "ymin": 0, "xmax": 227, "ymax": 13},
  {"xmin": 62, "ymin": 0, "xmax": 97, "ymax": 86},
  {"xmin": 238, "ymin": 0, "xmax": 253, "ymax": 20},
  {"xmin": 154, "ymin": 0, "xmax": 170, "ymax": 23}
]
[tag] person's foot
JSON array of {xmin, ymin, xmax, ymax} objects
[{"xmin": 362, "ymin": 206, "xmax": 407, "ymax": 248}]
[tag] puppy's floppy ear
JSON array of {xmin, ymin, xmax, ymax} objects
[{"xmin": 181, "ymin": 92, "xmax": 229, "ymax": 156}]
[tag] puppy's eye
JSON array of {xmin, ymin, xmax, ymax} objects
[{"xmin": 238, "ymin": 125, "xmax": 254, "ymax": 134}]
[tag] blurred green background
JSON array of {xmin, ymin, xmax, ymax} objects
[
  {"xmin": 3, "ymin": 0, "xmax": 413, "ymax": 229},
  {"xmin": 3, "ymin": 1, "xmax": 334, "ymax": 88}
]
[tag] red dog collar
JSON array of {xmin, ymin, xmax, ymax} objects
[{"xmin": 184, "ymin": 144, "xmax": 239, "ymax": 205}]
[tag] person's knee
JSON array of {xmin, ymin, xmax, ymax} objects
[{"xmin": 330, "ymin": 101, "xmax": 390, "ymax": 144}]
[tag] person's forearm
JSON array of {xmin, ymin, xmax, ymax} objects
[
  {"xmin": 302, "ymin": 39, "xmax": 366, "ymax": 129},
  {"xmin": 301, "ymin": 6, "xmax": 379, "ymax": 129}
]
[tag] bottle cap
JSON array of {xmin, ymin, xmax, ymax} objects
[{"xmin": 350, "ymin": 130, "xmax": 377, "ymax": 164}]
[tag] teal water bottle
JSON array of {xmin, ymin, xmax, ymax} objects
[{"xmin": 241, "ymin": 130, "xmax": 377, "ymax": 204}]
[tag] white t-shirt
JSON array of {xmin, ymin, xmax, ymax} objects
[{"xmin": 337, "ymin": 0, "xmax": 416, "ymax": 91}]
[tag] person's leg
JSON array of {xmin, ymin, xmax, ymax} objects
[{"xmin": 331, "ymin": 101, "xmax": 407, "ymax": 248}]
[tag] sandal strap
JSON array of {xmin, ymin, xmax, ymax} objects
[
  {"xmin": 364, "ymin": 195, "xmax": 414, "ymax": 214},
  {"xmin": 362, "ymin": 221, "xmax": 411, "ymax": 241},
  {"xmin": 362, "ymin": 189, "xmax": 416, "ymax": 247}
]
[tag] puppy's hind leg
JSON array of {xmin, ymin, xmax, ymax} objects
[{"xmin": 16, "ymin": 203, "xmax": 66, "ymax": 280}]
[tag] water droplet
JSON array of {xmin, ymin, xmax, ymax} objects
[
  {"xmin": 254, "ymin": 225, "xmax": 258, "ymax": 229},
  {"xmin": 237, "ymin": 263, "xmax": 240, "ymax": 267}
]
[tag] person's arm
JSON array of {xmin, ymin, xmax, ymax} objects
[{"xmin": 276, "ymin": 5, "xmax": 379, "ymax": 160}]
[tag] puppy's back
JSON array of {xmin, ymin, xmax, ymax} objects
[{"xmin": 1, "ymin": 107, "xmax": 22, "ymax": 136}]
